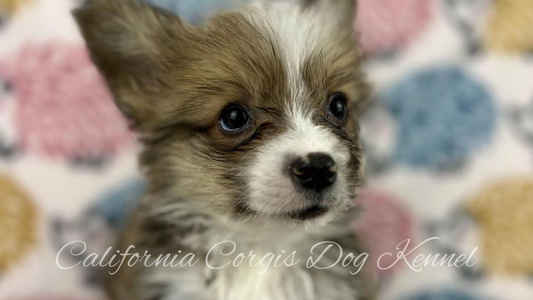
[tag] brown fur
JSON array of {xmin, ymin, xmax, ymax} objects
[
  {"xmin": 76, "ymin": 0, "xmax": 369, "ymax": 213},
  {"xmin": 75, "ymin": 0, "xmax": 375, "ymax": 299}
]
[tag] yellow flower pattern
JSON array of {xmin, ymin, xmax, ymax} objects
[
  {"xmin": 0, "ymin": 174, "xmax": 38, "ymax": 272},
  {"xmin": 485, "ymin": 0, "xmax": 533, "ymax": 53},
  {"xmin": 467, "ymin": 177, "xmax": 533, "ymax": 276}
]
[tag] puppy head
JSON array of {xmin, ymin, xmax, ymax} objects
[{"xmin": 75, "ymin": 0, "xmax": 370, "ymax": 227}]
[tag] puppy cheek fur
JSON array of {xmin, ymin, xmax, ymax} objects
[{"xmin": 140, "ymin": 131, "xmax": 251, "ymax": 216}]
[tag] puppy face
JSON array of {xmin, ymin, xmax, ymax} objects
[{"xmin": 75, "ymin": 0, "xmax": 370, "ymax": 226}]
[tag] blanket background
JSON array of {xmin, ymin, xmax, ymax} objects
[{"xmin": 1, "ymin": 0, "xmax": 532, "ymax": 299}]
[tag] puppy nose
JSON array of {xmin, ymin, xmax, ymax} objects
[{"xmin": 290, "ymin": 153, "xmax": 337, "ymax": 192}]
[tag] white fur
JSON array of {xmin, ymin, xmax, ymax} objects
[
  {"xmin": 246, "ymin": 110, "xmax": 350, "ymax": 216},
  {"xmin": 151, "ymin": 226, "xmax": 361, "ymax": 300},
  {"xmin": 213, "ymin": 258, "xmax": 314, "ymax": 300},
  {"xmin": 245, "ymin": 2, "xmax": 327, "ymax": 107}
]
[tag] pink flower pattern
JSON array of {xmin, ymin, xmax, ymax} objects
[
  {"xmin": 353, "ymin": 190, "xmax": 415, "ymax": 277},
  {"xmin": 356, "ymin": 0, "xmax": 433, "ymax": 55},
  {"xmin": 0, "ymin": 42, "xmax": 134, "ymax": 161}
]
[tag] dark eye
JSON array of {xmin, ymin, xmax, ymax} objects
[
  {"xmin": 219, "ymin": 105, "xmax": 251, "ymax": 132},
  {"xmin": 327, "ymin": 92, "xmax": 348, "ymax": 122}
]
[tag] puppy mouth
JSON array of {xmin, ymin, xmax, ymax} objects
[{"xmin": 288, "ymin": 204, "xmax": 329, "ymax": 220}]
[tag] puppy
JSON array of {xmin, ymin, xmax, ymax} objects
[{"xmin": 74, "ymin": 0, "xmax": 374, "ymax": 299}]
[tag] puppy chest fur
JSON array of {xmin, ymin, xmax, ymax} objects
[
  {"xmin": 74, "ymin": 0, "xmax": 374, "ymax": 299},
  {"xmin": 138, "ymin": 215, "xmax": 372, "ymax": 300}
]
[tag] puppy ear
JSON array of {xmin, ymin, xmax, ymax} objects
[
  {"xmin": 74, "ymin": 0, "xmax": 194, "ymax": 130},
  {"xmin": 301, "ymin": 0, "xmax": 357, "ymax": 33}
]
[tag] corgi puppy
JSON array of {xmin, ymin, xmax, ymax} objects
[{"xmin": 75, "ymin": 0, "xmax": 374, "ymax": 299}]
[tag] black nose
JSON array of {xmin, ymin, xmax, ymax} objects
[{"xmin": 290, "ymin": 153, "xmax": 337, "ymax": 192}]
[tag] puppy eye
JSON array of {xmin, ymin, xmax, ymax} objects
[
  {"xmin": 327, "ymin": 92, "xmax": 348, "ymax": 122},
  {"xmin": 219, "ymin": 105, "xmax": 251, "ymax": 133}
]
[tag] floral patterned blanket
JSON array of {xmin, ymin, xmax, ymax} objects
[{"xmin": 0, "ymin": 0, "xmax": 532, "ymax": 299}]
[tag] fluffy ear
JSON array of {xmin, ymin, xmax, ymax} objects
[
  {"xmin": 74, "ymin": 0, "xmax": 194, "ymax": 130},
  {"xmin": 301, "ymin": 0, "xmax": 357, "ymax": 33}
]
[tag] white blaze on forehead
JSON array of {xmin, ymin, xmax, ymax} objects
[
  {"xmin": 244, "ymin": 2, "xmax": 327, "ymax": 105},
  {"xmin": 245, "ymin": 2, "xmax": 321, "ymax": 64}
]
